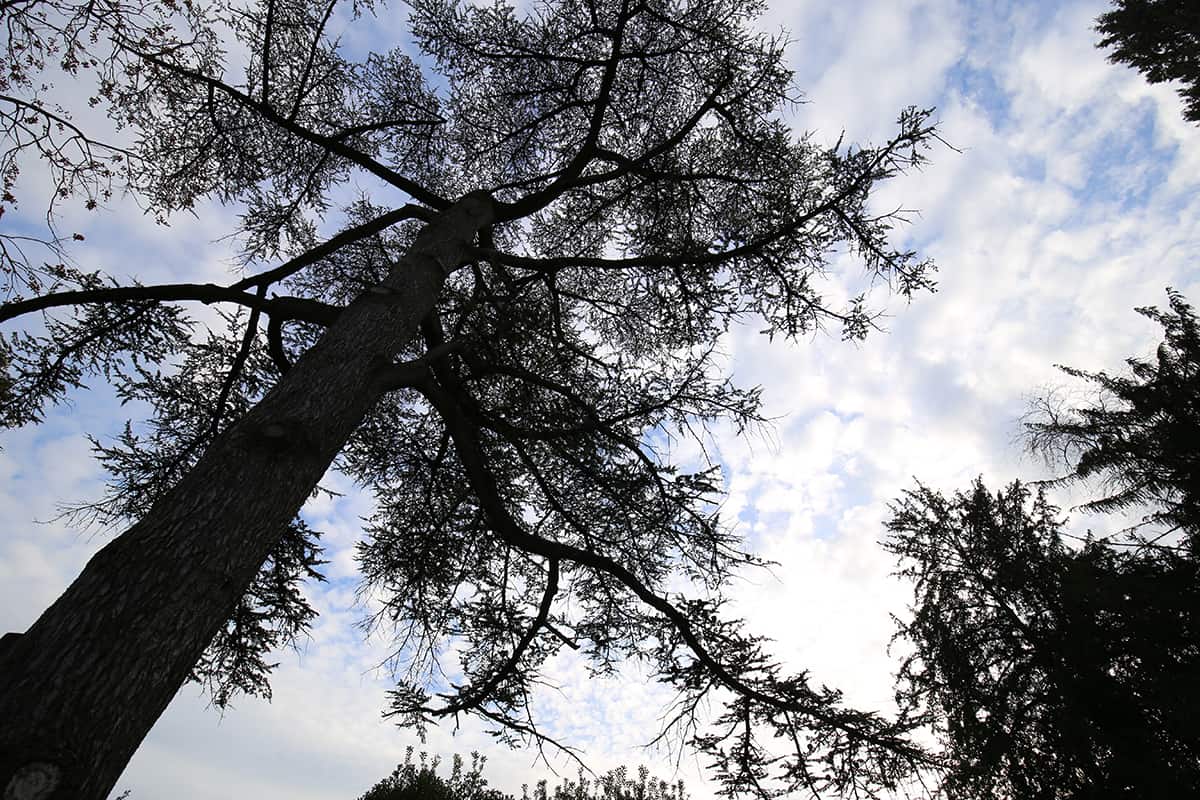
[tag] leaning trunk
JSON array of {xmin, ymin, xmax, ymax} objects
[{"xmin": 0, "ymin": 193, "xmax": 494, "ymax": 800}]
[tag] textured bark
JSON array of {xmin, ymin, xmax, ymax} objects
[{"xmin": 0, "ymin": 192, "xmax": 494, "ymax": 800}]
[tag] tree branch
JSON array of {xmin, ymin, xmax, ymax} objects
[
  {"xmin": 419, "ymin": 374, "xmax": 930, "ymax": 761},
  {"xmin": 209, "ymin": 284, "xmax": 266, "ymax": 440},
  {"xmin": 372, "ymin": 338, "xmax": 465, "ymax": 391},
  {"xmin": 495, "ymin": 0, "xmax": 634, "ymax": 220},
  {"xmin": 427, "ymin": 557, "xmax": 559, "ymax": 716},
  {"xmin": 262, "ymin": 0, "xmax": 277, "ymax": 105},
  {"xmin": 0, "ymin": 201, "xmax": 438, "ymax": 326},
  {"xmin": 229, "ymin": 203, "xmax": 434, "ymax": 291},
  {"xmin": 133, "ymin": 49, "xmax": 450, "ymax": 209},
  {"xmin": 0, "ymin": 94, "xmax": 138, "ymax": 161},
  {"xmin": 486, "ymin": 111, "xmax": 936, "ymax": 275},
  {"xmin": 289, "ymin": 0, "xmax": 340, "ymax": 120},
  {"xmin": 266, "ymin": 313, "xmax": 291, "ymax": 374},
  {"xmin": 0, "ymin": 282, "xmax": 340, "ymax": 325}
]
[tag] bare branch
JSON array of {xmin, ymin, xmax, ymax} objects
[{"xmin": 0, "ymin": 282, "xmax": 340, "ymax": 325}]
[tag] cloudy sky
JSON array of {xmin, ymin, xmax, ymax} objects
[{"xmin": 2, "ymin": 0, "xmax": 1198, "ymax": 798}]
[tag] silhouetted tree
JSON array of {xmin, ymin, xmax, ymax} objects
[
  {"xmin": 886, "ymin": 480, "xmax": 1200, "ymax": 800},
  {"xmin": 529, "ymin": 764, "xmax": 687, "ymax": 800},
  {"xmin": 358, "ymin": 750, "xmax": 511, "ymax": 800},
  {"xmin": 356, "ymin": 751, "xmax": 686, "ymax": 800},
  {"xmin": 1095, "ymin": 0, "xmax": 1200, "ymax": 123},
  {"xmin": 0, "ymin": 0, "xmax": 940, "ymax": 797},
  {"xmin": 889, "ymin": 295, "xmax": 1200, "ymax": 798},
  {"xmin": 1025, "ymin": 290, "xmax": 1200, "ymax": 552},
  {"xmin": 0, "ymin": 0, "xmax": 168, "ymax": 284}
]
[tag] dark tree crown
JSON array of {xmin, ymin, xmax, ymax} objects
[
  {"xmin": 889, "ymin": 293, "xmax": 1200, "ymax": 799},
  {"xmin": 1025, "ymin": 289, "xmax": 1200, "ymax": 551},
  {"xmin": 0, "ymin": 0, "xmax": 942, "ymax": 795},
  {"xmin": 887, "ymin": 479, "xmax": 1200, "ymax": 800},
  {"xmin": 1096, "ymin": 0, "xmax": 1200, "ymax": 123}
]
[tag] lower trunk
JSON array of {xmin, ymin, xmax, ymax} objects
[{"xmin": 0, "ymin": 192, "xmax": 493, "ymax": 800}]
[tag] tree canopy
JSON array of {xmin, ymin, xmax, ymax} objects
[
  {"xmin": 355, "ymin": 749, "xmax": 686, "ymax": 800},
  {"xmin": 357, "ymin": 750, "xmax": 510, "ymax": 800},
  {"xmin": 1095, "ymin": 0, "xmax": 1200, "ymax": 123},
  {"xmin": 1025, "ymin": 289, "xmax": 1200, "ymax": 551},
  {"xmin": 0, "ymin": 0, "xmax": 939, "ymax": 797},
  {"xmin": 887, "ymin": 292, "xmax": 1200, "ymax": 799},
  {"xmin": 887, "ymin": 480, "xmax": 1200, "ymax": 799}
]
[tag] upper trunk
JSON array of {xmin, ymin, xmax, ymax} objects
[{"xmin": 0, "ymin": 192, "xmax": 494, "ymax": 800}]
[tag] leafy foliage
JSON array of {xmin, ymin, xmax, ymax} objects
[
  {"xmin": 358, "ymin": 750, "xmax": 511, "ymax": 800},
  {"xmin": 0, "ymin": 269, "xmax": 194, "ymax": 431},
  {"xmin": 1096, "ymin": 0, "xmax": 1200, "ymax": 123},
  {"xmin": 356, "ymin": 750, "xmax": 687, "ymax": 800},
  {"xmin": 529, "ymin": 765, "xmax": 687, "ymax": 800},
  {"xmin": 0, "ymin": 0, "xmax": 210, "ymax": 292},
  {"xmin": 189, "ymin": 518, "xmax": 327, "ymax": 708},
  {"xmin": 886, "ymin": 480, "xmax": 1200, "ymax": 799}
]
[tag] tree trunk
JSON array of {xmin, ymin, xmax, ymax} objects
[{"xmin": 0, "ymin": 192, "xmax": 494, "ymax": 800}]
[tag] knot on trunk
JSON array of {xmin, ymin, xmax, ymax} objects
[{"xmin": 4, "ymin": 763, "xmax": 61, "ymax": 800}]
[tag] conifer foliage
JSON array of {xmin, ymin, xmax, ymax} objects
[
  {"xmin": 1096, "ymin": 1, "xmax": 1200, "ymax": 123},
  {"xmin": 1026, "ymin": 290, "xmax": 1200, "ymax": 551},
  {"xmin": 888, "ymin": 293, "xmax": 1200, "ymax": 799},
  {"xmin": 0, "ymin": 0, "xmax": 938, "ymax": 797}
]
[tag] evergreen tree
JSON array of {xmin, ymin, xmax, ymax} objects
[
  {"xmin": 1096, "ymin": 0, "xmax": 1200, "ymax": 123},
  {"xmin": 0, "ymin": 0, "xmax": 939, "ymax": 796},
  {"xmin": 887, "ymin": 480, "xmax": 1200, "ymax": 799},
  {"xmin": 888, "ymin": 293, "xmax": 1200, "ymax": 798},
  {"xmin": 1025, "ymin": 290, "xmax": 1200, "ymax": 551}
]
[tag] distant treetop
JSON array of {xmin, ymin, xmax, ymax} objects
[{"xmin": 1096, "ymin": 0, "xmax": 1200, "ymax": 123}]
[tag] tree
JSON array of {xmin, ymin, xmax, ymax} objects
[
  {"xmin": 0, "ymin": 0, "xmax": 940, "ymax": 797},
  {"xmin": 355, "ymin": 749, "xmax": 686, "ymax": 800},
  {"xmin": 1025, "ymin": 289, "xmax": 1200, "ymax": 552},
  {"xmin": 886, "ymin": 480, "xmax": 1200, "ymax": 799},
  {"xmin": 530, "ymin": 765, "xmax": 687, "ymax": 800},
  {"xmin": 1095, "ymin": 0, "xmax": 1200, "ymax": 123},
  {"xmin": 887, "ymin": 294, "xmax": 1200, "ymax": 798},
  {"xmin": 357, "ymin": 749, "xmax": 511, "ymax": 800}
]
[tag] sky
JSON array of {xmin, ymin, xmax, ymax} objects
[{"xmin": 1, "ymin": 0, "xmax": 1199, "ymax": 798}]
